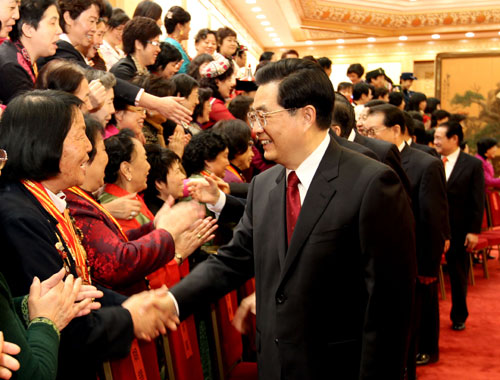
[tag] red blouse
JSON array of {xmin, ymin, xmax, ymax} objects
[{"xmin": 65, "ymin": 189, "xmax": 175, "ymax": 295}]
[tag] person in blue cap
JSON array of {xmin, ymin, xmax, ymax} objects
[{"xmin": 400, "ymin": 72, "xmax": 418, "ymax": 105}]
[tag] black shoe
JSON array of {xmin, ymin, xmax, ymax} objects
[
  {"xmin": 416, "ymin": 353, "xmax": 430, "ymax": 365},
  {"xmin": 416, "ymin": 353, "xmax": 438, "ymax": 365},
  {"xmin": 487, "ymin": 254, "xmax": 495, "ymax": 260},
  {"xmin": 452, "ymin": 322, "xmax": 466, "ymax": 331}
]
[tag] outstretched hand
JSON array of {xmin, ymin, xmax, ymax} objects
[{"xmin": 233, "ymin": 292, "xmax": 256, "ymax": 334}]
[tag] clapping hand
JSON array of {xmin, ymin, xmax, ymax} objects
[
  {"xmin": 0, "ymin": 332, "xmax": 20, "ymax": 380},
  {"xmin": 175, "ymin": 217, "xmax": 218, "ymax": 262},
  {"xmin": 29, "ymin": 269, "xmax": 101, "ymax": 332}
]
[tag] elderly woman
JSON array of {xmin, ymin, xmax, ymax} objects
[
  {"xmin": 0, "ymin": 90, "xmax": 180, "ymax": 380},
  {"xmin": 64, "ymin": 117, "xmax": 212, "ymax": 380},
  {"xmin": 199, "ymin": 53, "xmax": 236, "ymax": 129},
  {"xmin": 0, "ymin": 143, "xmax": 100, "ymax": 380},
  {"xmin": 183, "ymin": 130, "xmax": 229, "ymax": 181},
  {"xmin": 99, "ymin": 129, "xmax": 157, "ymax": 231},
  {"xmin": 66, "ymin": 118, "xmax": 213, "ymax": 294},
  {"xmin": 213, "ymin": 119, "xmax": 254, "ymax": 198}
]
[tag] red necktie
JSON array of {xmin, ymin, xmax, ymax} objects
[
  {"xmin": 442, "ymin": 156, "xmax": 448, "ymax": 165},
  {"xmin": 286, "ymin": 171, "xmax": 301, "ymax": 245}
]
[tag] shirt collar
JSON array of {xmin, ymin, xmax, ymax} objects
[
  {"xmin": 44, "ymin": 186, "xmax": 67, "ymax": 213},
  {"xmin": 59, "ymin": 34, "xmax": 90, "ymax": 64},
  {"xmin": 347, "ymin": 128, "xmax": 356, "ymax": 142},
  {"xmin": 286, "ymin": 132, "xmax": 330, "ymax": 190},
  {"xmin": 406, "ymin": 137, "xmax": 412, "ymax": 145},
  {"xmin": 59, "ymin": 33, "xmax": 71, "ymax": 45},
  {"xmin": 443, "ymin": 146, "xmax": 460, "ymax": 164},
  {"xmin": 398, "ymin": 140, "xmax": 406, "ymax": 152}
]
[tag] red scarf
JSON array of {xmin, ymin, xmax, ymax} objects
[{"xmin": 22, "ymin": 180, "xmax": 91, "ymax": 284}]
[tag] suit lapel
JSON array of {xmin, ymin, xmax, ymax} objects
[
  {"xmin": 279, "ymin": 139, "xmax": 340, "ymax": 284},
  {"xmin": 268, "ymin": 168, "xmax": 287, "ymax": 270},
  {"xmin": 447, "ymin": 151, "xmax": 466, "ymax": 188},
  {"xmin": 400, "ymin": 144, "xmax": 411, "ymax": 166}
]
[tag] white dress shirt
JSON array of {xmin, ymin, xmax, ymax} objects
[
  {"xmin": 286, "ymin": 132, "xmax": 330, "ymax": 205},
  {"xmin": 45, "ymin": 187, "xmax": 67, "ymax": 213},
  {"xmin": 442, "ymin": 147, "xmax": 461, "ymax": 181}
]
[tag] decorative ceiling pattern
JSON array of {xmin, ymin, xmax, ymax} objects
[
  {"xmin": 299, "ymin": 1, "xmax": 500, "ymax": 31},
  {"xmin": 222, "ymin": 0, "xmax": 500, "ymax": 49}
]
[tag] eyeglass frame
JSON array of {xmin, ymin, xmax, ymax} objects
[
  {"xmin": 361, "ymin": 126, "xmax": 389, "ymax": 138},
  {"xmin": 247, "ymin": 108, "xmax": 297, "ymax": 128},
  {"xmin": 0, "ymin": 149, "xmax": 8, "ymax": 171},
  {"xmin": 147, "ymin": 40, "xmax": 161, "ymax": 47}
]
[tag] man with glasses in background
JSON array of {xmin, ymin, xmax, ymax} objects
[{"xmin": 163, "ymin": 59, "xmax": 417, "ymax": 379}]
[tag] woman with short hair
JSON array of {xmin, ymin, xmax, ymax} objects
[{"xmin": 110, "ymin": 16, "xmax": 162, "ymax": 81}]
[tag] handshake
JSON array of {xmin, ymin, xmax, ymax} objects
[{"xmin": 121, "ymin": 286, "xmax": 180, "ymax": 341}]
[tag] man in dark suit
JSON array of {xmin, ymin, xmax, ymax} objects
[
  {"xmin": 434, "ymin": 122, "xmax": 485, "ymax": 331},
  {"xmin": 330, "ymin": 93, "xmax": 379, "ymax": 160},
  {"xmin": 354, "ymin": 124, "xmax": 412, "ymax": 197},
  {"xmin": 162, "ymin": 59, "xmax": 416, "ymax": 379},
  {"xmin": 365, "ymin": 104, "xmax": 450, "ymax": 376},
  {"xmin": 403, "ymin": 113, "xmax": 440, "ymax": 158}
]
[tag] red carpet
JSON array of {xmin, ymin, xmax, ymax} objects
[{"xmin": 417, "ymin": 249, "xmax": 500, "ymax": 380}]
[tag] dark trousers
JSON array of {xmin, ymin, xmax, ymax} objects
[
  {"xmin": 407, "ymin": 281, "xmax": 440, "ymax": 380},
  {"xmin": 445, "ymin": 239, "xmax": 469, "ymax": 324},
  {"xmin": 415, "ymin": 281, "xmax": 440, "ymax": 356}
]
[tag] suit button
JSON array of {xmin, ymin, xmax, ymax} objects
[
  {"xmin": 275, "ymin": 338, "xmax": 279, "ymax": 344},
  {"xmin": 276, "ymin": 293, "xmax": 286, "ymax": 304}
]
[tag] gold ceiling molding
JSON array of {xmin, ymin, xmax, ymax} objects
[
  {"xmin": 305, "ymin": 29, "xmax": 365, "ymax": 39},
  {"xmin": 296, "ymin": 0, "xmax": 500, "ymax": 32}
]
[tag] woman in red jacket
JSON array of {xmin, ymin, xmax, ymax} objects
[{"xmin": 199, "ymin": 53, "xmax": 236, "ymax": 129}]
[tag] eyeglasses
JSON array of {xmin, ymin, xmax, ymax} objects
[
  {"xmin": 361, "ymin": 126, "xmax": 388, "ymax": 138},
  {"xmin": 126, "ymin": 105, "xmax": 147, "ymax": 116},
  {"xmin": 247, "ymin": 108, "xmax": 296, "ymax": 128},
  {"xmin": 147, "ymin": 40, "xmax": 161, "ymax": 47},
  {"xmin": 0, "ymin": 149, "xmax": 8, "ymax": 170}
]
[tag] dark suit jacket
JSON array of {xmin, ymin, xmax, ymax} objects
[
  {"xmin": 446, "ymin": 151, "xmax": 485, "ymax": 239},
  {"xmin": 172, "ymin": 137, "xmax": 416, "ymax": 380},
  {"xmin": 110, "ymin": 55, "xmax": 138, "ymax": 82},
  {"xmin": 354, "ymin": 131, "xmax": 412, "ymax": 197},
  {"xmin": 330, "ymin": 130, "xmax": 378, "ymax": 160},
  {"xmin": 218, "ymin": 193, "xmax": 246, "ymax": 224},
  {"xmin": 410, "ymin": 141, "xmax": 439, "ymax": 158},
  {"xmin": 400, "ymin": 144, "xmax": 449, "ymax": 277},
  {"xmin": 37, "ymin": 40, "xmax": 140, "ymax": 106},
  {"xmin": 0, "ymin": 182, "xmax": 134, "ymax": 380}
]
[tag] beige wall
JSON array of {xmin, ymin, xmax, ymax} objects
[{"xmin": 272, "ymin": 37, "xmax": 500, "ymax": 98}]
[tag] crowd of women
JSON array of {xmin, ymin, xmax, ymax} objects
[{"xmin": 0, "ymin": 0, "xmax": 269, "ymax": 378}]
